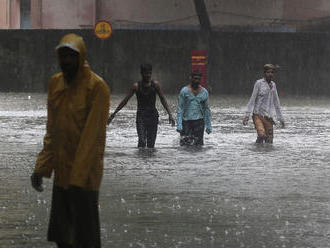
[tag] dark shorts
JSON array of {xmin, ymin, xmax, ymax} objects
[
  {"xmin": 48, "ymin": 186, "xmax": 100, "ymax": 248},
  {"xmin": 180, "ymin": 119, "xmax": 205, "ymax": 146},
  {"xmin": 136, "ymin": 109, "xmax": 159, "ymax": 148}
]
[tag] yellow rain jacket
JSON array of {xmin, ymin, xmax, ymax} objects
[{"xmin": 34, "ymin": 34, "xmax": 110, "ymax": 191}]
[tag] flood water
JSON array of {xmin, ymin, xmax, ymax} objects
[{"xmin": 1, "ymin": 93, "xmax": 330, "ymax": 248}]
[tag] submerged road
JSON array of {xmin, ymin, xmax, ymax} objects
[{"xmin": 0, "ymin": 93, "xmax": 330, "ymax": 248}]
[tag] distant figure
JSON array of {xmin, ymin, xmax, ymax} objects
[
  {"xmin": 30, "ymin": 33, "xmax": 110, "ymax": 248},
  {"xmin": 243, "ymin": 64, "xmax": 285, "ymax": 143},
  {"xmin": 108, "ymin": 64, "xmax": 175, "ymax": 148},
  {"xmin": 176, "ymin": 70, "xmax": 212, "ymax": 146}
]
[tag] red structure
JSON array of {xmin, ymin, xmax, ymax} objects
[{"xmin": 191, "ymin": 50, "xmax": 207, "ymax": 87}]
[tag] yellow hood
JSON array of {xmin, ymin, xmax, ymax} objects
[{"xmin": 56, "ymin": 33, "xmax": 89, "ymax": 79}]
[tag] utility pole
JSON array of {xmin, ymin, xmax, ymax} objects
[
  {"xmin": 193, "ymin": 0, "xmax": 211, "ymax": 36},
  {"xmin": 192, "ymin": 0, "xmax": 212, "ymax": 90},
  {"xmin": 95, "ymin": 0, "xmax": 101, "ymax": 22}
]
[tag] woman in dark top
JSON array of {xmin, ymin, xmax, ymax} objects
[{"xmin": 108, "ymin": 64, "xmax": 175, "ymax": 148}]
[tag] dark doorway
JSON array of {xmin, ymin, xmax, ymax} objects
[{"xmin": 20, "ymin": 0, "xmax": 31, "ymax": 29}]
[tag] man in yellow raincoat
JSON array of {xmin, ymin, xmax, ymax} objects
[{"xmin": 31, "ymin": 33, "xmax": 110, "ymax": 248}]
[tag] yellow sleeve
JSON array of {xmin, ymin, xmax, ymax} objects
[
  {"xmin": 34, "ymin": 80, "xmax": 55, "ymax": 178},
  {"xmin": 69, "ymin": 80, "xmax": 110, "ymax": 188}
]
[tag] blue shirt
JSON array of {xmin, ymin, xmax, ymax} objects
[{"xmin": 176, "ymin": 86, "xmax": 212, "ymax": 131}]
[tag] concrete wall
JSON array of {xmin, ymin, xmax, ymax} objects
[
  {"xmin": 0, "ymin": 0, "xmax": 20, "ymax": 29},
  {"xmin": 39, "ymin": 0, "xmax": 96, "ymax": 29},
  {"xmin": 98, "ymin": 0, "xmax": 199, "ymax": 29},
  {"xmin": 9, "ymin": 0, "xmax": 20, "ymax": 29},
  {"xmin": 29, "ymin": 0, "xmax": 199, "ymax": 29},
  {"xmin": 1, "ymin": 29, "xmax": 330, "ymax": 96},
  {"xmin": 208, "ymin": 32, "xmax": 330, "ymax": 95},
  {"xmin": 205, "ymin": 0, "xmax": 285, "ymax": 27},
  {"xmin": 0, "ymin": 0, "xmax": 9, "ymax": 29},
  {"xmin": 30, "ymin": 0, "xmax": 42, "ymax": 28},
  {"xmin": 27, "ymin": 0, "xmax": 330, "ymax": 30},
  {"xmin": 284, "ymin": 0, "xmax": 330, "ymax": 21},
  {"xmin": 3, "ymin": 0, "xmax": 330, "ymax": 30}
]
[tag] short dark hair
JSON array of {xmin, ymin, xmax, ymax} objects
[
  {"xmin": 191, "ymin": 70, "xmax": 202, "ymax": 77},
  {"xmin": 140, "ymin": 63, "xmax": 152, "ymax": 73}
]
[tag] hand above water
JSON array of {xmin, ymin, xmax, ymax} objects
[
  {"xmin": 169, "ymin": 115, "xmax": 175, "ymax": 127},
  {"xmin": 31, "ymin": 172, "xmax": 43, "ymax": 192},
  {"xmin": 107, "ymin": 113, "xmax": 116, "ymax": 125},
  {"xmin": 243, "ymin": 116, "xmax": 249, "ymax": 126}
]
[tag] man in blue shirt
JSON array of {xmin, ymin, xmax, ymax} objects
[{"xmin": 176, "ymin": 70, "xmax": 212, "ymax": 146}]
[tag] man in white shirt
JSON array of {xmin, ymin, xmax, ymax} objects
[{"xmin": 243, "ymin": 64, "xmax": 285, "ymax": 143}]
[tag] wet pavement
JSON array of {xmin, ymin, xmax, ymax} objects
[{"xmin": 1, "ymin": 93, "xmax": 330, "ymax": 248}]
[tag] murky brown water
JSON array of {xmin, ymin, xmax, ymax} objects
[{"xmin": 1, "ymin": 93, "xmax": 330, "ymax": 248}]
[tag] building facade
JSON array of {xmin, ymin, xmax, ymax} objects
[{"xmin": 1, "ymin": 0, "xmax": 330, "ymax": 31}]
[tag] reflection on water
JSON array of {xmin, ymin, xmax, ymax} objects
[{"xmin": 1, "ymin": 93, "xmax": 330, "ymax": 247}]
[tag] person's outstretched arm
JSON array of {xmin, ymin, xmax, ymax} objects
[
  {"xmin": 154, "ymin": 81, "xmax": 175, "ymax": 126},
  {"xmin": 203, "ymin": 90, "xmax": 212, "ymax": 134},
  {"xmin": 273, "ymin": 83, "xmax": 285, "ymax": 128},
  {"xmin": 31, "ymin": 78, "xmax": 56, "ymax": 192},
  {"xmin": 243, "ymin": 81, "xmax": 259, "ymax": 125},
  {"xmin": 176, "ymin": 88, "xmax": 185, "ymax": 133},
  {"xmin": 108, "ymin": 83, "xmax": 137, "ymax": 125}
]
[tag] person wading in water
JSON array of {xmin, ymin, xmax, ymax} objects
[
  {"xmin": 176, "ymin": 70, "xmax": 212, "ymax": 146},
  {"xmin": 31, "ymin": 33, "xmax": 110, "ymax": 248},
  {"xmin": 108, "ymin": 64, "xmax": 175, "ymax": 148},
  {"xmin": 243, "ymin": 64, "xmax": 285, "ymax": 143}
]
